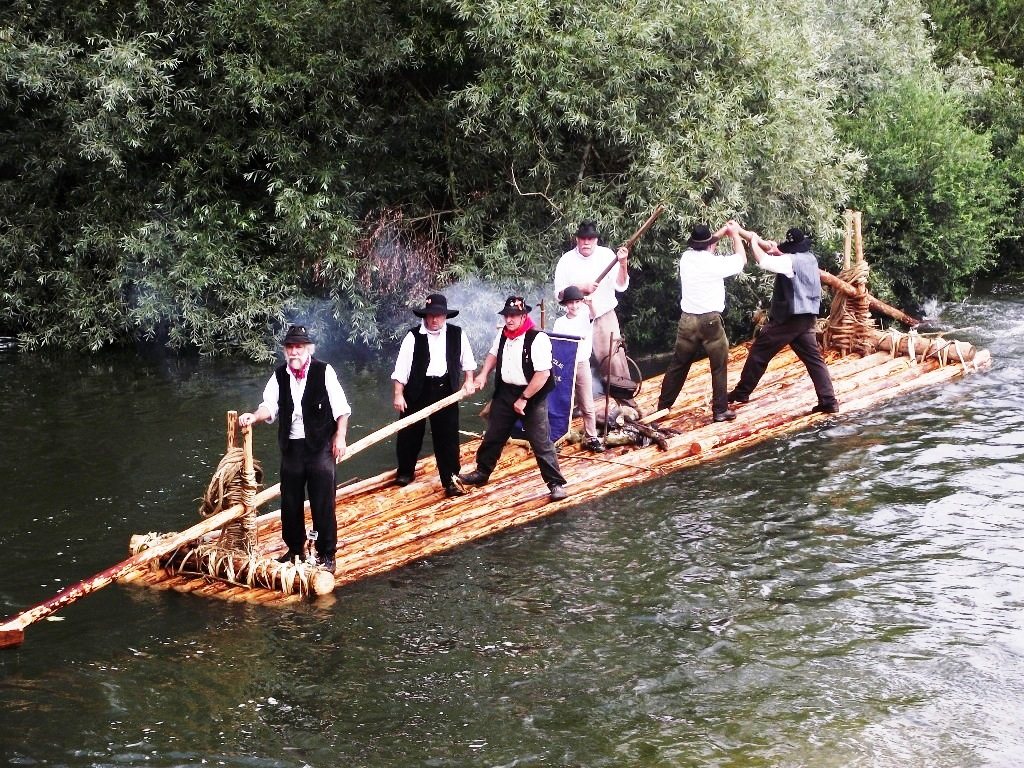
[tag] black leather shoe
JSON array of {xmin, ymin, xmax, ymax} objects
[
  {"xmin": 276, "ymin": 551, "xmax": 304, "ymax": 564},
  {"xmin": 811, "ymin": 403, "xmax": 839, "ymax": 414},
  {"xmin": 459, "ymin": 470, "xmax": 489, "ymax": 487},
  {"xmin": 713, "ymin": 409, "xmax": 737, "ymax": 422},
  {"xmin": 394, "ymin": 473, "xmax": 413, "ymax": 487},
  {"xmin": 583, "ymin": 437, "xmax": 605, "ymax": 453},
  {"xmin": 444, "ymin": 481, "xmax": 467, "ymax": 498},
  {"xmin": 548, "ymin": 484, "xmax": 568, "ymax": 501},
  {"xmin": 727, "ymin": 390, "xmax": 749, "ymax": 404}
]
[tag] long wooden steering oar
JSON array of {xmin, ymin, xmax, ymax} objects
[
  {"xmin": 0, "ymin": 388, "xmax": 470, "ymax": 649},
  {"xmin": 593, "ymin": 203, "xmax": 667, "ymax": 284}
]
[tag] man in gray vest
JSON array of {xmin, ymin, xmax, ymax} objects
[
  {"xmin": 728, "ymin": 228, "xmax": 839, "ymax": 414},
  {"xmin": 239, "ymin": 325, "xmax": 351, "ymax": 572},
  {"xmin": 391, "ymin": 293, "xmax": 477, "ymax": 497}
]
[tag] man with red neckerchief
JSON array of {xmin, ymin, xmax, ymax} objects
[{"xmin": 458, "ymin": 297, "xmax": 569, "ymax": 501}]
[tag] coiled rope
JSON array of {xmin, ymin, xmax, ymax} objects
[{"xmin": 198, "ymin": 447, "xmax": 264, "ymax": 553}]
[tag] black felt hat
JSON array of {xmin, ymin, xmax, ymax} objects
[
  {"xmin": 413, "ymin": 293, "xmax": 459, "ymax": 318},
  {"xmin": 498, "ymin": 296, "xmax": 532, "ymax": 316},
  {"xmin": 574, "ymin": 220, "xmax": 601, "ymax": 239},
  {"xmin": 281, "ymin": 324, "xmax": 314, "ymax": 345},
  {"xmin": 778, "ymin": 227, "xmax": 813, "ymax": 253},
  {"xmin": 688, "ymin": 224, "xmax": 715, "ymax": 248},
  {"xmin": 559, "ymin": 285, "xmax": 586, "ymax": 304}
]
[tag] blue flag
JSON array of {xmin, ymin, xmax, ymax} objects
[{"xmin": 512, "ymin": 333, "xmax": 580, "ymax": 443}]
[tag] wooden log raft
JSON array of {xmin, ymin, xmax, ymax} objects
[{"xmin": 110, "ymin": 327, "xmax": 989, "ymax": 609}]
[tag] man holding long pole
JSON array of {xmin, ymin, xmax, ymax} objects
[{"xmin": 554, "ymin": 220, "xmax": 632, "ymax": 386}]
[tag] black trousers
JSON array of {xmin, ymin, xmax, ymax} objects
[
  {"xmin": 396, "ymin": 377, "xmax": 461, "ymax": 486},
  {"xmin": 657, "ymin": 311, "xmax": 730, "ymax": 414},
  {"xmin": 280, "ymin": 438, "xmax": 337, "ymax": 557},
  {"xmin": 474, "ymin": 385, "xmax": 566, "ymax": 488},
  {"xmin": 731, "ymin": 314, "xmax": 837, "ymax": 407}
]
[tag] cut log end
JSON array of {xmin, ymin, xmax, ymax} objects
[
  {"xmin": 0, "ymin": 629, "xmax": 26, "ymax": 649},
  {"xmin": 311, "ymin": 570, "xmax": 336, "ymax": 596}
]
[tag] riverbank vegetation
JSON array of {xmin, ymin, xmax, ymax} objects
[{"xmin": 1, "ymin": 0, "xmax": 1019, "ymax": 358}]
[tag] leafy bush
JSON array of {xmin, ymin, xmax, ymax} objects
[{"xmin": 837, "ymin": 77, "xmax": 1010, "ymax": 305}]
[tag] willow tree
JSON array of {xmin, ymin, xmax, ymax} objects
[{"xmin": 1, "ymin": 0, "xmax": 999, "ymax": 356}]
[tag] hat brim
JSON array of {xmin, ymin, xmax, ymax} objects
[
  {"xmin": 282, "ymin": 336, "xmax": 313, "ymax": 345},
  {"xmin": 688, "ymin": 236, "xmax": 716, "ymax": 248},
  {"xmin": 779, "ymin": 238, "xmax": 812, "ymax": 254},
  {"xmin": 413, "ymin": 308, "xmax": 459, "ymax": 318},
  {"xmin": 498, "ymin": 305, "xmax": 533, "ymax": 316}
]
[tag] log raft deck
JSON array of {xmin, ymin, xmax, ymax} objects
[
  {"xmin": 121, "ymin": 258, "xmax": 989, "ymax": 605},
  {"xmin": 0, "ymin": 227, "xmax": 990, "ymax": 646}
]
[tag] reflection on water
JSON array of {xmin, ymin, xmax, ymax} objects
[{"xmin": 2, "ymin": 294, "xmax": 1024, "ymax": 766}]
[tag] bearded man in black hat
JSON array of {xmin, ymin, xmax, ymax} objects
[
  {"xmin": 728, "ymin": 228, "xmax": 838, "ymax": 414},
  {"xmin": 239, "ymin": 324, "xmax": 351, "ymax": 572},
  {"xmin": 554, "ymin": 220, "xmax": 632, "ymax": 389},
  {"xmin": 390, "ymin": 293, "xmax": 477, "ymax": 497},
  {"xmin": 658, "ymin": 220, "xmax": 747, "ymax": 422},
  {"xmin": 459, "ymin": 296, "xmax": 569, "ymax": 501}
]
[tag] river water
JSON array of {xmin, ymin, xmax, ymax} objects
[{"xmin": 1, "ymin": 292, "xmax": 1023, "ymax": 767}]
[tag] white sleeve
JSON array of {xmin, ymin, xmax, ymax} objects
[
  {"xmin": 390, "ymin": 331, "xmax": 416, "ymax": 384},
  {"xmin": 325, "ymin": 365, "xmax": 352, "ymax": 418},
  {"xmin": 531, "ymin": 333, "xmax": 554, "ymax": 372},
  {"xmin": 757, "ymin": 252, "xmax": 795, "ymax": 277},
  {"xmin": 460, "ymin": 332, "xmax": 477, "ymax": 372},
  {"xmin": 259, "ymin": 374, "xmax": 280, "ymax": 423}
]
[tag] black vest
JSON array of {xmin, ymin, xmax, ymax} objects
[
  {"xmin": 403, "ymin": 325, "xmax": 463, "ymax": 402},
  {"xmin": 495, "ymin": 329, "xmax": 556, "ymax": 400},
  {"xmin": 275, "ymin": 359, "xmax": 337, "ymax": 451}
]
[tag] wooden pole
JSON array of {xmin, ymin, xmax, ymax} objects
[
  {"xmin": 843, "ymin": 210, "xmax": 853, "ymax": 271},
  {"xmin": 226, "ymin": 410, "xmax": 238, "ymax": 451},
  {"xmin": 0, "ymin": 389, "xmax": 471, "ymax": 648},
  {"xmin": 818, "ymin": 270, "xmax": 920, "ymax": 327},
  {"xmin": 854, "ymin": 211, "xmax": 864, "ymax": 264},
  {"xmin": 592, "ymin": 204, "xmax": 667, "ymax": 286},
  {"xmin": 602, "ymin": 332, "xmax": 614, "ymax": 438}
]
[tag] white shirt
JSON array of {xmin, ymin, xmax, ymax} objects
[
  {"xmin": 677, "ymin": 248, "xmax": 746, "ymax": 314},
  {"xmin": 390, "ymin": 322, "xmax": 476, "ymax": 384},
  {"xmin": 552, "ymin": 311, "xmax": 593, "ymax": 362},
  {"xmin": 488, "ymin": 330, "xmax": 553, "ymax": 386},
  {"xmin": 259, "ymin": 362, "xmax": 351, "ymax": 440},
  {"xmin": 755, "ymin": 251, "xmax": 795, "ymax": 278},
  {"xmin": 554, "ymin": 245, "xmax": 628, "ymax": 319}
]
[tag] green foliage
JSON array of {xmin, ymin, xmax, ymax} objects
[
  {"xmin": 838, "ymin": 77, "xmax": 1010, "ymax": 304},
  {"xmin": 2, "ymin": 0, "xmax": 1014, "ymax": 358}
]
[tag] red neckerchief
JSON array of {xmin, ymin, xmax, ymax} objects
[
  {"xmin": 291, "ymin": 359, "xmax": 310, "ymax": 381},
  {"xmin": 503, "ymin": 314, "xmax": 535, "ymax": 340}
]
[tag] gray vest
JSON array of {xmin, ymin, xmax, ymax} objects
[{"xmin": 769, "ymin": 251, "xmax": 821, "ymax": 321}]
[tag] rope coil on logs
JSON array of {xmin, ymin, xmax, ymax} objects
[
  {"xmin": 822, "ymin": 260, "xmax": 874, "ymax": 355},
  {"xmin": 198, "ymin": 448, "xmax": 264, "ymax": 553}
]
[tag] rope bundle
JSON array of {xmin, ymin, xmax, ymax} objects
[
  {"xmin": 823, "ymin": 260, "xmax": 875, "ymax": 355},
  {"xmin": 198, "ymin": 447, "xmax": 263, "ymax": 553}
]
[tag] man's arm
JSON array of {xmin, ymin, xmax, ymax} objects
[
  {"xmin": 474, "ymin": 353, "xmax": 497, "ymax": 391},
  {"xmin": 514, "ymin": 370, "xmax": 551, "ymax": 416},
  {"xmin": 238, "ymin": 406, "xmax": 271, "ymax": 428},
  {"xmin": 332, "ymin": 414, "xmax": 349, "ymax": 461}
]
